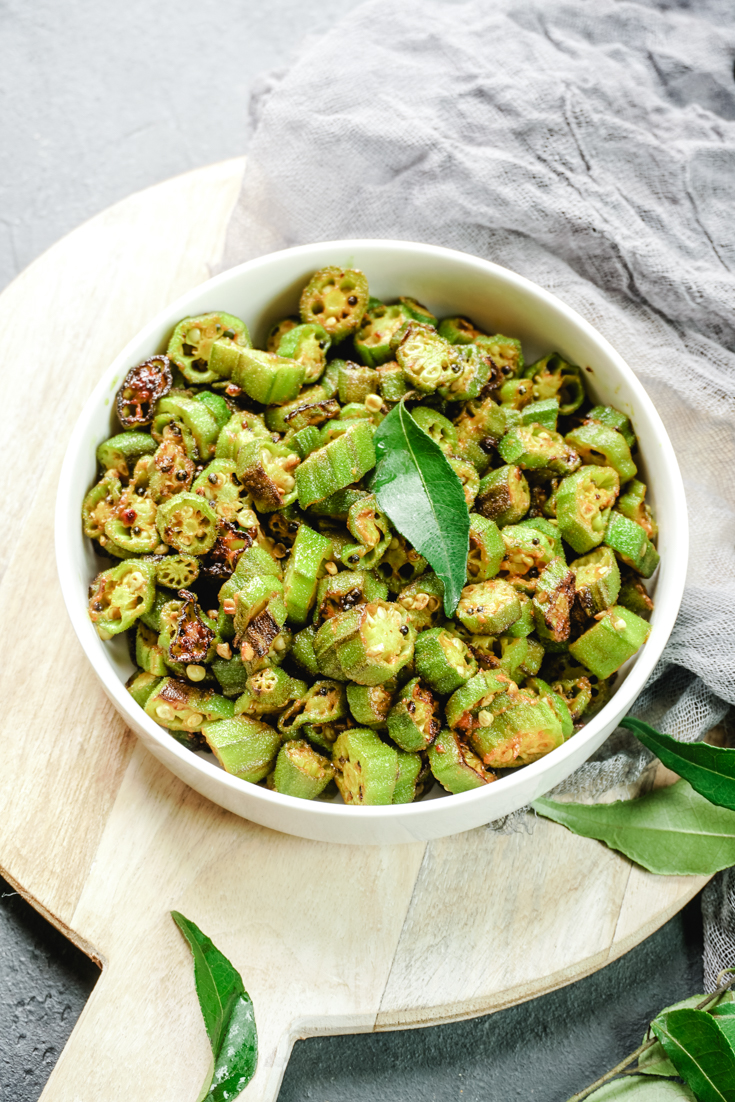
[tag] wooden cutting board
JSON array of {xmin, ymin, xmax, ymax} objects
[{"xmin": 0, "ymin": 157, "xmax": 708, "ymax": 1101}]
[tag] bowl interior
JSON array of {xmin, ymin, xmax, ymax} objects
[{"xmin": 56, "ymin": 240, "xmax": 686, "ymax": 844}]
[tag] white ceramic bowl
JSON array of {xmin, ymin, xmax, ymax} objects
[{"xmin": 56, "ymin": 239, "xmax": 687, "ymax": 845}]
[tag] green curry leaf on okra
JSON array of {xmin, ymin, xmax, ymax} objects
[{"xmin": 82, "ymin": 264, "xmax": 660, "ymax": 806}]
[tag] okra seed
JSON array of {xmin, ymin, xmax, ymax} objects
[
  {"xmin": 186, "ymin": 712, "xmax": 203, "ymax": 728},
  {"xmin": 241, "ymin": 643, "xmax": 255, "ymax": 661},
  {"xmin": 186, "ymin": 665, "xmax": 206, "ymax": 681},
  {"xmin": 208, "ymin": 472, "xmax": 218, "ymax": 484},
  {"xmin": 155, "ymin": 703, "xmax": 176, "ymax": 722},
  {"xmin": 325, "ymin": 562, "xmax": 338, "ymax": 575}
]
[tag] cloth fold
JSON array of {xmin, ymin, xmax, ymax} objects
[{"xmin": 221, "ymin": 0, "xmax": 735, "ymax": 984}]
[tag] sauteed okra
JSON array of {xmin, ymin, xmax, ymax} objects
[{"xmin": 83, "ymin": 266, "xmax": 658, "ymax": 805}]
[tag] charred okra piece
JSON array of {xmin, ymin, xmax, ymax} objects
[
  {"xmin": 347, "ymin": 683, "xmax": 394, "ymax": 727},
  {"xmin": 332, "ymin": 728, "xmax": 398, "ymax": 804},
  {"xmin": 116, "ymin": 355, "xmax": 173, "ymax": 428},
  {"xmin": 282, "ymin": 523, "xmax": 331, "ymax": 626},
  {"xmin": 455, "ymin": 578, "xmax": 522, "ymax": 635},
  {"xmin": 82, "ymin": 471, "xmax": 122, "ymax": 542},
  {"xmin": 146, "ymin": 677, "xmax": 234, "ymax": 732},
  {"xmin": 314, "ymin": 600, "xmax": 415, "ymax": 685},
  {"xmin": 156, "ymin": 491, "xmax": 218, "ymax": 555},
  {"xmin": 448, "ymin": 456, "xmax": 480, "ymax": 509},
  {"xmin": 569, "ymin": 605, "xmax": 651, "ymax": 679},
  {"xmin": 236, "ymin": 437, "xmax": 300, "ymax": 513},
  {"xmin": 498, "ymin": 424, "xmax": 580, "ymax": 476},
  {"xmin": 617, "ymin": 572, "xmax": 654, "ymax": 619},
  {"xmin": 395, "ymin": 573, "xmax": 445, "ymax": 632},
  {"xmin": 355, "ymin": 302, "xmax": 412, "ymax": 366},
  {"xmin": 191, "ymin": 459, "xmax": 250, "ymax": 524},
  {"xmin": 439, "ymin": 345, "xmax": 494, "ymax": 402},
  {"xmin": 202, "ymin": 715, "xmax": 280, "ymax": 782},
  {"xmin": 386, "ymin": 677, "xmax": 441, "ymax": 752},
  {"xmin": 166, "ymin": 589, "xmax": 216, "ymax": 669},
  {"xmin": 532, "ymin": 557, "xmax": 576, "ymax": 643},
  {"xmin": 571, "ymin": 546, "xmax": 621, "ymax": 615},
  {"xmin": 414, "ymin": 627, "xmax": 477, "ymax": 696},
  {"xmin": 617, "ymin": 479, "xmax": 657, "ymax": 540},
  {"xmin": 277, "ymin": 322, "xmax": 331, "ymax": 384},
  {"xmin": 428, "ymin": 729, "xmax": 495, "ymax": 793},
  {"xmin": 555, "ymin": 465, "xmax": 619, "ymax": 554},
  {"xmin": 604, "ymin": 512, "xmax": 660, "ymax": 578},
  {"xmin": 295, "ymin": 421, "xmax": 376, "ymax": 508},
  {"xmin": 88, "ymin": 559, "xmax": 156, "ymax": 637},
  {"xmin": 273, "ymin": 740, "xmax": 336, "ymax": 799},
  {"xmin": 523, "ymin": 353, "xmax": 584, "ymax": 414},
  {"xmin": 168, "ymin": 312, "xmax": 250, "ymax": 385},
  {"xmin": 565, "ymin": 422, "xmax": 637, "ymax": 483},
  {"xmin": 300, "ymin": 267, "xmax": 369, "ymax": 342},
  {"xmin": 234, "ymin": 667, "xmax": 307, "ymax": 717},
  {"xmin": 104, "ymin": 490, "xmax": 159, "ymax": 554},
  {"xmin": 233, "ymin": 575, "xmax": 289, "ymax": 670},
  {"xmin": 475, "ymin": 465, "xmax": 531, "ymax": 527},
  {"xmin": 278, "ymin": 679, "xmax": 348, "ymax": 737},
  {"xmin": 147, "ymin": 436, "xmax": 196, "ymax": 503},
  {"xmin": 468, "ymin": 687, "xmax": 565, "ymax": 769}
]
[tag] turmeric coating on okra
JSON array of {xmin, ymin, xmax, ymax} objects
[{"xmin": 83, "ymin": 265, "xmax": 658, "ymax": 803}]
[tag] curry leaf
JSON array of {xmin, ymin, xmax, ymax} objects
[
  {"xmin": 172, "ymin": 911, "xmax": 258, "ymax": 1101},
  {"xmin": 372, "ymin": 401, "xmax": 469, "ymax": 616},
  {"xmin": 651, "ymin": 1008, "xmax": 735, "ymax": 1102},
  {"xmin": 532, "ymin": 780, "xmax": 735, "ymax": 875},
  {"xmin": 585, "ymin": 1076, "xmax": 695, "ymax": 1099},
  {"xmin": 621, "ymin": 717, "xmax": 735, "ymax": 812}
]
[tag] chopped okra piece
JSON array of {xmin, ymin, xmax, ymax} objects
[
  {"xmin": 498, "ymin": 424, "xmax": 580, "ymax": 476},
  {"xmin": 428, "ymin": 728, "xmax": 495, "ymax": 793},
  {"xmin": 299, "ymin": 267, "xmax": 370, "ymax": 342},
  {"xmin": 347, "ymin": 683, "xmax": 394, "ymax": 727},
  {"xmin": 524, "ymin": 677, "xmax": 574, "ymax": 739},
  {"xmin": 152, "ymin": 395, "xmax": 220, "ymax": 462},
  {"xmin": 341, "ymin": 493, "xmax": 391, "ymax": 571},
  {"xmin": 266, "ymin": 316, "xmax": 299, "ymax": 352},
  {"xmin": 290, "ymin": 624, "xmax": 320, "ymax": 675},
  {"xmin": 565, "ymin": 422, "xmax": 637, "ymax": 483},
  {"xmin": 97, "ymin": 431, "xmax": 157, "ymax": 481},
  {"xmin": 156, "ymin": 491, "xmax": 218, "ymax": 555},
  {"xmin": 211, "ymin": 656, "xmax": 251, "ymax": 698},
  {"xmin": 283, "ymin": 523, "xmax": 331, "ymax": 626},
  {"xmin": 455, "ymin": 578, "xmax": 522, "ymax": 635},
  {"xmin": 475, "ymin": 465, "xmax": 531, "ymax": 527},
  {"xmin": 234, "ymin": 667, "xmax": 307, "ymax": 717},
  {"xmin": 104, "ymin": 490, "xmax": 159, "ymax": 554},
  {"xmin": 475, "ymin": 333, "xmax": 524, "ymax": 378},
  {"xmin": 313, "ymin": 568, "xmax": 387, "ymax": 625},
  {"xmin": 571, "ymin": 546, "xmax": 621, "ymax": 615},
  {"xmin": 532, "ymin": 557, "xmax": 576, "ymax": 643},
  {"xmin": 279, "ymin": 679, "xmax": 348, "ymax": 737},
  {"xmin": 518, "ymin": 398, "xmax": 559, "ymax": 432},
  {"xmin": 393, "ymin": 750, "xmax": 428, "ymax": 804},
  {"xmin": 116, "ymin": 355, "xmax": 173, "ymax": 429},
  {"xmin": 499, "ymin": 523, "xmax": 558, "ymax": 577},
  {"xmin": 395, "ymin": 573, "xmax": 445, "ymax": 632},
  {"xmin": 448, "ymin": 456, "xmax": 480, "ymax": 509},
  {"xmin": 399, "ymin": 296, "xmax": 437, "ymax": 327},
  {"xmin": 232, "ymin": 348, "xmax": 305, "ymax": 406},
  {"xmin": 375, "ymin": 360, "xmax": 410, "ymax": 404},
  {"xmin": 604, "ymin": 512, "xmax": 660, "ymax": 578},
  {"xmin": 126, "ymin": 670, "xmax": 162, "ymax": 709},
  {"xmin": 444, "ymin": 669, "xmax": 515, "ymax": 734},
  {"xmin": 82, "ymin": 471, "xmax": 122, "ymax": 541},
  {"xmin": 439, "ymin": 344, "xmax": 495, "ymax": 402},
  {"xmin": 386, "ymin": 677, "xmax": 441, "ymax": 752},
  {"xmin": 569, "ymin": 605, "xmax": 651, "ymax": 680},
  {"xmin": 414, "ymin": 627, "xmax": 477, "ymax": 696},
  {"xmin": 233, "ymin": 543, "xmax": 283, "ymax": 585},
  {"xmin": 469, "ymin": 688, "xmax": 565, "ymax": 768},
  {"xmin": 277, "ymin": 322, "xmax": 331, "ymax": 384},
  {"xmin": 233, "ymin": 574, "xmax": 286, "ymax": 638},
  {"xmin": 376, "ymin": 534, "xmax": 428, "ymax": 593},
  {"xmin": 587, "ymin": 405, "xmax": 637, "ymax": 450},
  {"xmin": 236, "ymin": 436, "xmax": 300, "ymax": 513},
  {"xmin": 168, "ymin": 311, "xmax": 251, "ymax": 385},
  {"xmin": 314, "ymin": 599, "xmax": 415, "ymax": 685},
  {"xmin": 338, "ymin": 362, "xmax": 380, "ymax": 404},
  {"xmin": 270, "ymin": 392, "xmax": 340, "ymax": 436},
  {"xmin": 146, "ymin": 677, "xmax": 234, "ymax": 732},
  {"xmin": 214, "ymin": 410, "xmax": 269, "ymax": 461},
  {"xmin": 555, "ymin": 465, "xmax": 619, "ymax": 554},
  {"xmin": 437, "ymin": 315, "xmax": 481, "ymax": 345},
  {"xmin": 355, "ymin": 302, "xmax": 412, "ymax": 366},
  {"xmin": 274, "ymin": 740, "xmax": 336, "ymax": 799},
  {"xmin": 543, "ymin": 655, "xmax": 612, "ymax": 719},
  {"xmin": 147, "ymin": 436, "xmax": 195, "ymax": 503},
  {"xmin": 196, "ymin": 391, "xmax": 230, "ymax": 433},
  {"xmin": 499, "ymin": 377, "xmax": 534, "ymax": 409},
  {"xmin": 295, "ymin": 421, "xmax": 376, "ymax": 508},
  {"xmin": 411, "ymin": 407, "xmax": 458, "ymax": 453},
  {"xmin": 332, "ymin": 728, "xmax": 398, "ymax": 805},
  {"xmin": 88, "ymin": 559, "xmax": 156, "ymax": 637},
  {"xmin": 617, "ymin": 479, "xmax": 657, "ymax": 541},
  {"xmin": 523, "ymin": 353, "xmax": 585, "ymax": 415},
  {"xmin": 202, "ymin": 715, "xmax": 280, "ymax": 782},
  {"xmin": 191, "ymin": 459, "xmax": 249, "ymax": 525},
  {"xmin": 617, "ymin": 573, "xmax": 654, "ymax": 619},
  {"xmin": 136, "ymin": 623, "xmax": 168, "ymax": 676},
  {"xmin": 291, "ymin": 424, "xmax": 322, "ymax": 460},
  {"xmin": 393, "ymin": 322, "xmax": 457, "ymax": 393},
  {"xmin": 166, "ymin": 589, "xmax": 216, "ymax": 666}
]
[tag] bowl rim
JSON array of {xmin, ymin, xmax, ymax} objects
[{"xmin": 55, "ymin": 237, "xmax": 688, "ymax": 824}]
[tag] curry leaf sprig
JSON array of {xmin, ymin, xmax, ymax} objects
[
  {"xmin": 172, "ymin": 911, "xmax": 258, "ymax": 1102},
  {"xmin": 372, "ymin": 400, "xmax": 470, "ymax": 617},
  {"xmin": 567, "ymin": 972, "xmax": 735, "ymax": 1102}
]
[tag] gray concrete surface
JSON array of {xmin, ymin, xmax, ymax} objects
[{"xmin": 0, "ymin": 1, "xmax": 707, "ymax": 1098}]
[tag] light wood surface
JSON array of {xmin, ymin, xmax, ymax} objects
[{"xmin": 0, "ymin": 158, "xmax": 708, "ymax": 1101}]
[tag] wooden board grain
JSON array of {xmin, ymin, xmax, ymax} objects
[{"xmin": 0, "ymin": 158, "xmax": 709, "ymax": 1102}]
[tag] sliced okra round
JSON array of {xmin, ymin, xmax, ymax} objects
[
  {"xmin": 299, "ymin": 266, "xmax": 370, "ymax": 342},
  {"xmin": 355, "ymin": 303, "xmax": 412, "ymax": 367},
  {"xmin": 332, "ymin": 728, "xmax": 398, "ymax": 805},
  {"xmin": 151, "ymin": 395, "xmax": 219, "ymax": 462},
  {"xmin": 266, "ymin": 315, "xmax": 300, "ymax": 353},
  {"xmin": 346, "ymin": 683, "xmax": 394, "ymax": 727},
  {"xmin": 274, "ymin": 739, "xmax": 336, "ymax": 799},
  {"xmin": 278, "ymin": 322, "xmax": 331, "ymax": 384},
  {"xmin": 587, "ymin": 405, "xmax": 637, "ymax": 451},
  {"xmin": 437, "ymin": 315, "xmax": 481, "ymax": 345},
  {"xmin": 386, "ymin": 677, "xmax": 440, "ymax": 753},
  {"xmin": 167, "ymin": 312, "xmax": 251, "ymax": 385},
  {"xmin": 104, "ymin": 491, "xmax": 159, "ymax": 554},
  {"xmin": 236, "ymin": 437, "xmax": 300, "ymax": 513},
  {"xmin": 97, "ymin": 431, "xmax": 157, "ymax": 481},
  {"xmin": 201, "ymin": 714, "xmax": 280, "ymax": 781},
  {"xmin": 376, "ymin": 534, "xmax": 427, "ymax": 593},
  {"xmin": 147, "ymin": 436, "xmax": 195, "ymax": 502},
  {"xmin": 411, "ymin": 407, "xmax": 458, "ymax": 453},
  {"xmin": 555, "ymin": 465, "xmax": 620, "ymax": 554},
  {"xmin": 455, "ymin": 578, "xmax": 522, "ymax": 635},
  {"xmin": 314, "ymin": 599, "xmax": 415, "ymax": 685},
  {"xmin": 499, "ymin": 524, "xmax": 557, "ymax": 577},
  {"xmin": 617, "ymin": 478, "xmax": 656, "ymax": 541},
  {"xmin": 444, "ymin": 669, "xmax": 515, "ymax": 734},
  {"xmin": 414, "ymin": 627, "xmax": 477, "ymax": 696},
  {"xmin": 214, "ymin": 410, "xmax": 269, "ymax": 461},
  {"xmin": 232, "ymin": 348, "xmax": 306, "ymax": 406},
  {"xmin": 468, "ymin": 688, "xmax": 565, "ymax": 768},
  {"xmin": 145, "ymin": 676, "xmax": 233, "ymax": 732},
  {"xmin": 392, "ymin": 750, "xmax": 428, "ymax": 804},
  {"xmin": 428, "ymin": 728, "xmax": 495, "ymax": 793},
  {"xmin": 82, "ymin": 471, "xmax": 122, "ymax": 541},
  {"xmin": 571, "ymin": 545, "xmax": 621, "ymax": 616},
  {"xmin": 565, "ymin": 422, "xmax": 637, "ymax": 483},
  {"xmin": 475, "ymin": 333, "xmax": 524, "ymax": 379},
  {"xmin": 532, "ymin": 557, "xmax": 576, "ymax": 644},
  {"xmin": 234, "ymin": 667, "xmax": 307, "ymax": 717},
  {"xmin": 438, "ymin": 345, "xmax": 493, "ymax": 402},
  {"xmin": 88, "ymin": 559, "xmax": 156, "ymax": 637},
  {"xmin": 395, "ymin": 572, "xmax": 445, "ymax": 632},
  {"xmin": 342, "ymin": 494, "xmax": 391, "ymax": 571},
  {"xmin": 523, "ymin": 353, "xmax": 584, "ymax": 415},
  {"xmin": 116, "ymin": 355, "xmax": 173, "ymax": 429},
  {"xmin": 448, "ymin": 456, "xmax": 480, "ymax": 509},
  {"xmin": 278, "ymin": 679, "xmax": 348, "ymax": 738},
  {"xmin": 466, "ymin": 515, "xmax": 504, "ymax": 583},
  {"xmin": 393, "ymin": 322, "xmax": 456, "ymax": 393},
  {"xmin": 151, "ymin": 553, "xmax": 200, "ymax": 590},
  {"xmin": 313, "ymin": 568, "xmax": 387, "ymax": 626},
  {"xmin": 498, "ymin": 424, "xmax": 580, "ymax": 476},
  {"xmin": 568, "ymin": 605, "xmax": 651, "ymax": 680},
  {"xmin": 156, "ymin": 491, "xmax": 218, "ymax": 555}
]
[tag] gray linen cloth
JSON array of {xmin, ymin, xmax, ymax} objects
[{"xmin": 220, "ymin": 0, "xmax": 735, "ymax": 987}]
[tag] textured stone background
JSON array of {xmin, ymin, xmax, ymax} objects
[{"xmin": 0, "ymin": 0, "xmax": 706, "ymax": 1097}]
